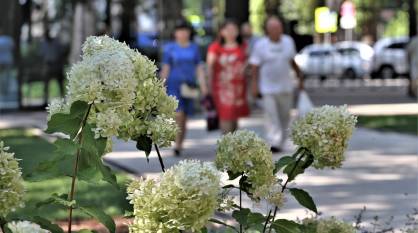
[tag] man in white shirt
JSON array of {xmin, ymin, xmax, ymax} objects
[{"xmin": 249, "ymin": 16, "xmax": 304, "ymax": 152}]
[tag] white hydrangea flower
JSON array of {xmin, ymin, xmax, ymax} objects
[
  {"xmin": 46, "ymin": 98, "xmax": 69, "ymax": 119},
  {"xmin": 215, "ymin": 130, "xmax": 275, "ymax": 199},
  {"xmin": 127, "ymin": 160, "xmax": 221, "ymax": 233},
  {"xmin": 46, "ymin": 35, "xmax": 178, "ymax": 145},
  {"xmin": 0, "ymin": 141, "xmax": 25, "ymax": 217},
  {"xmin": 255, "ymin": 182, "xmax": 286, "ymax": 208},
  {"xmin": 147, "ymin": 115, "xmax": 178, "ymax": 147},
  {"xmin": 290, "ymin": 105, "xmax": 357, "ymax": 169},
  {"xmin": 6, "ymin": 221, "xmax": 50, "ymax": 233}
]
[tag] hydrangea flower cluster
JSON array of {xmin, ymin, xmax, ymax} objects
[
  {"xmin": 261, "ymin": 182, "xmax": 286, "ymax": 208},
  {"xmin": 302, "ymin": 217, "xmax": 356, "ymax": 233},
  {"xmin": 127, "ymin": 160, "xmax": 221, "ymax": 232},
  {"xmin": 6, "ymin": 221, "xmax": 50, "ymax": 233},
  {"xmin": 47, "ymin": 35, "xmax": 178, "ymax": 146},
  {"xmin": 215, "ymin": 130, "xmax": 275, "ymax": 199},
  {"xmin": 290, "ymin": 105, "xmax": 357, "ymax": 169},
  {"xmin": 0, "ymin": 141, "xmax": 25, "ymax": 217}
]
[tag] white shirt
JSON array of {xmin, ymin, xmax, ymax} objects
[{"xmin": 249, "ymin": 35, "xmax": 296, "ymax": 94}]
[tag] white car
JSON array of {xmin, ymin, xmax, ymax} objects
[
  {"xmin": 371, "ymin": 37, "xmax": 410, "ymax": 79},
  {"xmin": 295, "ymin": 42, "xmax": 373, "ymax": 80},
  {"xmin": 335, "ymin": 41, "xmax": 374, "ymax": 79}
]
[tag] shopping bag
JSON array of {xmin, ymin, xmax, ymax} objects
[{"xmin": 297, "ymin": 90, "xmax": 314, "ymax": 117}]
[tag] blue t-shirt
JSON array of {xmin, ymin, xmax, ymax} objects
[{"xmin": 162, "ymin": 42, "xmax": 202, "ymax": 94}]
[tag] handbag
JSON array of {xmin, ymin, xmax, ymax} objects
[
  {"xmin": 201, "ymin": 95, "xmax": 219, "ymax": 131},
  {"xmin": 297, "ymin": 90, "xmax": 314, "ymax": 117},
  {"xmin": 180, "ymin": 83, "xmax": 200, "ymax": 99}
]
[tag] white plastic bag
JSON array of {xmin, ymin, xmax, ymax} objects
[{"xmin": 297, "ymin": 90, "xmax": 314, "ymax": 117}]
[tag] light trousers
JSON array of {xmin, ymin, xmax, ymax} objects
[{"xmin": 262, "ymin": 92, "xmax": 293, "ymax": 148}]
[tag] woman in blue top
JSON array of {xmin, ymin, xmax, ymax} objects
[{"xmin": 160, "ymin": 21, "xmax": 207, "ymax": 156}]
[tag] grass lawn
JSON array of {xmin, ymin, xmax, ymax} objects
[
  {"xmin": 0, "ymin": 128, "xmax": 131, "ymax": 221},
  {"xmin": 357, "ymin": 115, "xmax": 418, "ymax": 136}
]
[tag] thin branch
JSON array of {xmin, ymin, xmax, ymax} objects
[
  {"xmin": 267, "ymin": 148, "xmax": 306, "ymax": 233},
  {"xmin": 154, "ymin": 144, "xmax": 165, "ymax": 173},
  {"xmin": 67, "ymin": 103, "xmax": 93, "ymax": 233},
  {"xmin": 262, "ymin": 210, "xmax": 272, "ymax": 233}
]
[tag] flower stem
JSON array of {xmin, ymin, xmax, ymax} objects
[
  {"xmin": 154, "ymin": 144, "xmax": 165, "ymax": 173},
  {"xmin": 266, "ymin": 148, "xmax": 306, "ymax": 233},
  {"xmin": 262, "ymin": 209, "xmax": 272, "ymax": 233},
  {"xmin": 0, "ymin": 218, "xmax": 7, "ymax": 233},
  {"xmin": 67, "ymin": 103, "xmax": 93, "ymax": 233},
  {"xmin": 239, "ymin": 185, "xmax": 242, "ymax": 233}
]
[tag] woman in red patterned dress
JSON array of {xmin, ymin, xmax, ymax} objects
[{"xmin": 207, "ymin": 20, "xmax": 249, "ymax": 134}]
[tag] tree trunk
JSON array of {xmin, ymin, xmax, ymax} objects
[
  {"xmin": 69, "ymin": 1, "xmax": 97, "ymax": 63},
  {"xmin": 225, "ymin": 0, "xmax": 249, "ymax": 25},
  {"xmin": 119, "ymin": 0, "xmax": 136, "ymax": 45},
  {"xmin": 158, "ymin": 0, "xmax": 183, "ymax": 41},
  {"xmin": 409, "ymin": 0, "xmax": 417, "ymax": 37}
]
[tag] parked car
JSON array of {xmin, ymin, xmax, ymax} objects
[
  {"xmin": 295, "ymin": 44, "xmax": 343, "ymax": 80},
  {"xmin": 295, "ymin": 42, "xmax": 372, "ymax": 80},
  {"xmin": 335, "ymin": 41, "xmax": 374, "ymax": 79},
  {"xmin": 371, "ymin": 37, "xmax": 410, "ymax": 79}
]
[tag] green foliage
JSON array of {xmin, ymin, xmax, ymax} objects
[
  {"xmin": 0, "ymin": 128, "xmax": 129, "ymax": 221},
  {"xmin": 274, "ymin": 156, "xmax": 295, "ymax": 174},
  {"xmin": 30, "ymin": 216, "xmax": 64, "ymax": 233},
  {"xmin": 289, "ymin": 188, "xmax": 318, "ymax": 214},
  {"xmin": 78, "ymin": 207, "xmax": 116, "ymax": 233},
  {"xmin": 271, "ymin": 219, "xmax": 302, "ymax": 233},
  {"xmin": 10, "ymin": 100, "xmax": 122, "ymax": 232},
  {"xmin": 232, "ymin": 208, "xmax": 266, "ymax": 231},
  {"xmin": 357, "ymin": 115, "xmax": 418, "ymax": 136},
  {"xmin": 283, "ymin": 152, "xmax": 314, "ymax": 182}
]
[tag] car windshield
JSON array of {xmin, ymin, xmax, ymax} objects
[{"xmin": 337, "ymin": 48, "xmax": 360, "ymax": 56}]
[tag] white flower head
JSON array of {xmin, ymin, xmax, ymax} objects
[
  {"xmin": 6, "ymin": 221, "xmax": 50, "ymax": 233},
  {"xmin": 127, "ymin": 160, "xmax": 221, "ymax": 232},
  {"xmin": 0, "ymin": 141, "xmax": 25, "ymax": 217},
  {"xmin": 46, "ymin": 35, "xmax": 178, "ymax": 145},
  {"xmin": 215, "ymin": 130, "xmax": 275, "ymax": 199},
  {"xmin": 290, "ymin": 105, "xmax": 357, "ymax": 169}
]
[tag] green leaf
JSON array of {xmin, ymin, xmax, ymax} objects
[
  {"xmin": 247, "ymin": 212, "xmax": 266, "ymax": 225},
  {"xmin": 274, "ymin": 156, "xmax": 295, "ymax": 173},
  {"xmin": 271, "ymin": 219, "xmax": 302, "ymax": 233},
  {"xmin": 222, "ymin": 184, "xmax": 237, "ymax": 189},
  {"xmin": 227, "ymin": 171, "xmax": 242, "ymax": 180},
  {"xmin": 135, "ymin": 135, "xmax": 152, "ymax": 159},
  {"xmin": 232, "ymin": 208, "xmax": 250, "ymax": 226},
  {"xmin": 36, "ymin": 193, "xmax": 74, "ymax": 208},
  {"xmin": 283, "ymin": 153, "xmax": 314, "ymax": 182},
  {"xmin": 289, "ymin": 188, "xmax": 318, "ymax": 214},
  {"xmin": 2, "ymin": 225, "xmax": 12, "ymax": 233},
  {"xmin": 46, "ymin": 101, "xmax": 89, "ymax": 138},
  {"xmin": 200, "ymin": 227, "xmax": 208, "ymax": 233},
  {"xmin": 31, "ymin": 216, "xmax": 64, "ymax": 233},
  {"xmin": 79, "ymin": 207, "xmax": 116, "ymax": 233},
  {"xmin": 77, "ymin": 230, "xmax": 98, "ymax": 233},
  {"xmin": 209, "ymin": 218, "xmax": 238, "ymax": 232},
  {"xmin": 301, "ymin": 153, "xmax": 314, "ymax": 169}
]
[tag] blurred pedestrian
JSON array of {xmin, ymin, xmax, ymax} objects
[
  {"xmin": 207, "ymin": 19, "xmax": 249, "ymax": 134},
  {"xmin": 249, "ymin": 16, "xmax": 304, "ymax": 152},
  {"xmin": 241, "ymin": 22, "xmax": 259, "ymax": 55},
  {"xmin": 160, "ymin": 20, "xmax": 207, "ymax": 156},
  {"xmin": 407, "ymin": 36, "xmax": 418, "ymax": 97},
  {"xmin": 0, "ymin": 30, "xmax": 14, "ymax": 96}
]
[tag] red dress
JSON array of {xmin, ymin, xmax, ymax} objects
[{"xmin": 208, "ymin": 42, "xmax": 249, "ymax": 121}]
